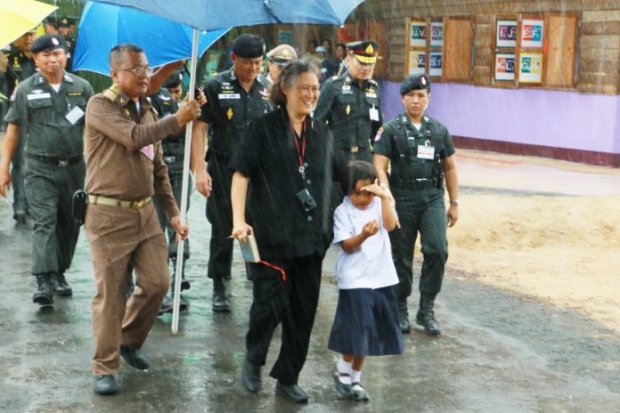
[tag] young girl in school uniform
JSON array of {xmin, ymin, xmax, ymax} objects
[{"xmin": 328, "ymin": 160, "xmax": 404, "ymax": 401}]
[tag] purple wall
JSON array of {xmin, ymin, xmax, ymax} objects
[{"xmin": 378, "ymin": 80, "xmax": 620, "ymax": 156}]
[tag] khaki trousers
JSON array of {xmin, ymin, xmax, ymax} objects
[{"xmin": 85, "ymin": 201, "xmax": 169, "ymax": 375}]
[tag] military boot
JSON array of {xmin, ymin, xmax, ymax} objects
[
  {"xmin": 32, "ymin": 274, "xmax": 53, "ymax": 305},
  {"xmin": 398, "ymin": 299, "xmax": 410, "ymax": 334},
  {"xmin": 171, "ymin": 257, "xmax": 190, "ymax": 291},
  {"xmin": 51, "ymin": 273, "xmax": 73, "ymax": 296},
  {"xmin": 212, "ymin": 279, "xmax": 230, "ymax": 313},
  {"xmin": 415, "ymin": 292, "xmax": 441, "ymax": 335}
]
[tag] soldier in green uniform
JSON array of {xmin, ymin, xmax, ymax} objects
[
  {"xmin": 150, "ymin": 71, "xmax": 191, "ymax": 313},
  {"xmin": 1, "ymin": 30, "xmax": 37, "ymax": 222},
  {"xmin": 373, "ymin": 74, "xmax": 460, "ymax": 335},
  {"xmin": 314, "ymin": 40, "xmax": 382, "ymax": 163},
  {"xmin": 58, "ymin": 17, "xmax": 76, "ymax": 73},
  {"xmin": 0, "ymin": 34, "xmax": 94, "ymax": 306}
]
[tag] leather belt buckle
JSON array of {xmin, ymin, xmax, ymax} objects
[
  {"xmin": 132, "ymin": 199, "xmax": 146, "ymax": 208},
  {"xmin": 350, "ymin": 146, "xmax": 359, "ymax": 153}
]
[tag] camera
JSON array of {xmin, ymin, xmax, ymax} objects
[{"xmin": 296, "ymin": 188, "xmax": 317, "ymax": 212}]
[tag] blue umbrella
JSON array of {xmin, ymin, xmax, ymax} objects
[
  {"xmin": 88, "ymin": 0, "xmax": 365, "ymax": 31},
  {"xmin": 73, "ymin": 1, "xmax": 229, "ymax": 75}
]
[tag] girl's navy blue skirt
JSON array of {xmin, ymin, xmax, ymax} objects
[{"xmin": 328, "ymin": 286, "xmax": 404, "ymax": 356}]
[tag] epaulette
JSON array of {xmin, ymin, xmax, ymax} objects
[{"xmin": 103, "ymin": 84, "xmax": 121, "ymax": 102}]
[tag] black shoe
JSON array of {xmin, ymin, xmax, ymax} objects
[
  {"xmin": 416, "ymin": 311, "xmax": 441, "ymax": 335},
  {"xmin": 13, "ymin": 211, "xmax": 27, "ymax": 224},
  {"xmin": 332, "ymin": 366, "xmax": 352, "ymax": 398},
  {"xmin": 275, "ymin": 382, "xmax": 309, "ymax": 403},
  {"xmin": 398, "ymin": 300, "xmax": 410, "ymax": 334},
  {"xmin": 241, "ymin": 359, "xmax": 262, "ymax": 393},
  {"xmin": 351, "ymin": 382, "xmax": 370, "ymax": 401},
  {"xmin": 158, "ymin": 295, "xmax": 189, "ymax": 315},
  {"xmin": 51, "ymin": 273, "xmax": 73, "ymax": 296},
  {"xmin": 120, "ymin": 345, "xmax": 150, "ymax": 370},
  {"xmin": 212, "ymin": 290, "xmax": 230, "ymax": 313},
  {"xmin": 94, "ymin": 375, "xmax": 119, "ymax": 395},
  {"xmin": 181, "ymin": 279, "xmax": 191, "ymax": 291},
  {"xmin": 32, "ymin": 274, "xmax": 53, "ymax": 305}
]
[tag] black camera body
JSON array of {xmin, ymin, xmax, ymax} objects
[{"xmin": 296, "ymin": 188, "xmax": 317, "ymax": 212}]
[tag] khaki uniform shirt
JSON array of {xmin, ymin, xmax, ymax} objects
[{"xmin": 84, "ymin": 84, "xmax": 180, "ymax": 220}]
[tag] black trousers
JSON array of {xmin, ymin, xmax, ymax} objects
[
  {"xmin": 245, "ymin": 253, "xmax": 322, "ymax": 385},
  {"xmin": 206, "ymin": 154, "xmax": 233, "ymax": 281}
]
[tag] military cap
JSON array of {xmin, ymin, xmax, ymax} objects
[
  {"xmin": 58, "ymin": 17, "xmax": 70, "ymax": 28},
  {"xmin": 30, "ymin": 34, "xmax": 67, "ymax": 54},
  {"xmin": 163, "ymin": 71, "xmax": 183, "ymax": 89},
  {"xmin": 266, "ymin": 44, "xmax": 297, "ymax": 65},
  {"xmin": 231, "ymin": 34, "xmax": 265, "ymax": 58},
  {"xmin": 346, "ymin": 40, "xmax": 379, "ymax": 64},
  {"xmin": 400, "ymin": 74, "xmax": 431, "ymax": 94},
  {"xmin": 315, "ymin": 46, "xmax": 327, "ymax": 54}
]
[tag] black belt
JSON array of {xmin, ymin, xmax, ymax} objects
[
  {"xmin": 343, "ymin": 146, "xmax": 369, "ymax": 154},
  {"xmin": 26, "ymin": 154, "xmax": 83, "ymax": 167},
  {"xmin": 392, "ymin": 178, "xmax": 437, "ymax": 190}
]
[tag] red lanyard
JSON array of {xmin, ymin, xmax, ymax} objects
[{"xmin": 290, "ymin": 119, "xmax": 307, "ymax": 178}]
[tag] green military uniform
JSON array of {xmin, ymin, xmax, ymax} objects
[
  {"xmin": 5, "ymin": 67, "xmax": 93, "ymax": 302},
  {"xmin": 2, "ymin": 43, "xmax": 36, "ymax": 219},
  {"xmin": 314, "ymin": 73, "xmax": 382, "ymax": 162},
  {"xmin": 373, "ymin": 111, "xmax": 455, "ymax": 320}
]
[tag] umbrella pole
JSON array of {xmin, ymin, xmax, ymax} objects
[{"xmin": 172, "ymin": 29, "xmax": 200, "ymax": 335}]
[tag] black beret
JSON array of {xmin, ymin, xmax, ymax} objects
[
  {"xmin": 30, "ymin": 34, "xmax": 67, "ymax": 54},
  {"xmin": 346, "ymin": 40, "xmax": 379, "ymax": 64},
  {"xmin": 400, "ymin": 74, "xmax": 431, "ymax": 94},
  {"xmin": 232, "ymin": 34, "xmax": 265, "ymax": 58},
  {"xmin": 163, "ymin": 71, "xmax": 183, "ymax": 89}
]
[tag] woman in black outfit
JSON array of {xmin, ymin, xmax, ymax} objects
[{"xmin": 230, "ymin": 59, "xmax": 345, "ymax": 403}]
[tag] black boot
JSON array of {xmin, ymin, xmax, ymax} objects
[
  {"xmin": 32, "ymin": 274, "xmax": 53, "ymax": 305},
  {"xmin": 171, "ymin": 257, "xmax": 190, "ymax": 291},
  {"xmin": 398, "ymin": 299, "xmax": 410, "ymax": 334},
  {"xmin": 416, "ymin": 292, "xmax": 441, "ymax": 335},
  {"xmin": 212, "ymin": 279, "xmax": 230, "ymax": 312},
  {"xmin": 51, "ymin": 273, "xmax": 73, "ymax": 296}
]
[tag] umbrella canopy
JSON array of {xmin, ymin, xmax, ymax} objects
[
  {"xmin": 89, "ymin": 0, "xmax": 365, "ymax": 31},
  {"xmin": 72, "ymin": 1, "xmax": 230, "ymax": 75},
  {"xmin": 0, "ymin": 0, "xmax": 58, "ymax": 48}
]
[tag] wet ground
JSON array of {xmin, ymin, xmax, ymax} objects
[{"xmin": 0, "ymin": 150, "xmax": 619, "ymax": 413}]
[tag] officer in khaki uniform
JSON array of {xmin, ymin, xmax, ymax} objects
[
  {"xmin": 314, "ymin": 40, "xmax": 383, "ymax": 163},
  {"xmin": 0, "ymin": 34, "xmax": 94, "ymax": 305},
  {"xmin": 84, "ymin": 43, "xmax": 200, "ymax": 395},
  {"xmin": 1, "ymin": 30, "xmax": 37, "ymax": 222},
  {"xmin": 191, "ymin": 34, "xmax": 272, "ymax": 313},
  {"xmin": 264, "ymin": 44, "xmax": 297, "ymax": 88},
  {"xmin": 373, "ymin": 74, "xmax": 459, "ymax": 335}
]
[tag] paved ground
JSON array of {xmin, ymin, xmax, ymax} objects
[{"xmin": 0, "ymin": 149, "xmax": 619, "ymax": 412}]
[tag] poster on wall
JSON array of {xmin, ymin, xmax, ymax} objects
[
  {"xmin": 518, "ymin": 52, "xmax": 543, "ymax": 83},
  {"xmin": 278, "ymin": 30, "xmax": 293, "ymax": 44},
  {"xmin": 429, "ymin": 52, "xmax": 442, "ymax": 76},
  {"xmin": 496, "ymin": 20, "xmax": 517, "ymax": 47},
  {"xmin": 430, "ymin": 22, "xmax": 443, "ymax": 47},
  {"xmin": 521, "ymin": 19, "xmax": 544, "ymax": 48},
  {"xmin": 495, "ymin": 53, "xmax": 515, "ymax": 81},
  {"xmin": 410, "ymin": 21, "xmax": 427, "ymax": 47},
  {"xmin": 408, "ymin": 50, "xmax": 426, "ymax": 75}
]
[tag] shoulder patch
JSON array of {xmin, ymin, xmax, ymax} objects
[{"xmin": 374, "ymin": 127, "xmax": 383, "ymax": 142}]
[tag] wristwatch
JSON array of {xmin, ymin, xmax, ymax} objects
[{"xmin": 449, "ymin": 199, "xmax": 460, "ymax": 206}]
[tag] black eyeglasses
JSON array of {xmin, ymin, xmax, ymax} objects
[{"xmin": 120, "ymin": 66, "xmax": 153, "ymax": 76}]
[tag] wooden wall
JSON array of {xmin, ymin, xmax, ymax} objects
[{"xmin": 353, "ymin": 0, "xmax": 620, "ymax": 94}]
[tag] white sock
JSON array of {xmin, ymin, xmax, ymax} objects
[
  {"xmin": 337, "ymin": 357, "xmax": 352, "ymax": 385},
  {"xmin": 351, "ymin": 369, "xmax": 362, "ymax": 384}
]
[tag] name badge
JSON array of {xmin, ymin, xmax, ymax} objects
[
  {"xmin": 65, "ymin": 105, "xmax": 85, "ymax": 124},
  {"xmin": 27, "ymin": 92, "xmax": 51, "ymax": 100},
  {"xmin": 417, "ymin": 145, "xmax": 435, "ymax": 160},
  {"xmin": 218, "ymin": 93, "xmax": 240, "ymax": 99},
  {"xmin": 369, "ymin": 107, "xmax": 379, "ymax": 121}
]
